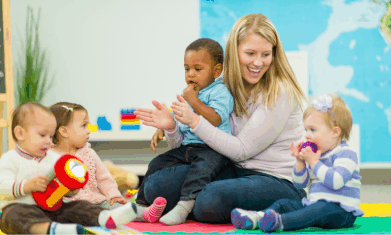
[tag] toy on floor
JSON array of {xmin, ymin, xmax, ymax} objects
[
  {"xmin": 124, "ymin": 189, "xmax": 138, "ymax": 199},
  {"xmin": 103, "ymin": 160, "xmax": 139, "ymax": 193},
  {"xmin": 32, "ymin": 154, "xmax": 89, "ymax": 211},
  {"xmin": 301, "ymin": 141, "xmax": 318, "ymax": 153}
]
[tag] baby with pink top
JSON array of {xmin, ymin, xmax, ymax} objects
[{"xmin": 48, "ymin": 102, "xmax": 167, "ymax": 223}]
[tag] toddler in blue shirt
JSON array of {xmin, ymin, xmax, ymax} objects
[{"xmin": 135, "ymin": 38, "xmax": 234, "ymax": 225}]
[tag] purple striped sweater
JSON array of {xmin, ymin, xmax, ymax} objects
[{"xmin": 293, "ymin": 141, "xmax": 364, "ymax": 216}]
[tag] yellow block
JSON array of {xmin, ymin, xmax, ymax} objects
[
  {"xmin": 88, "ymin": 124, "xmax": 98, "ymax": 132},
  {"xmin": 121, "ymin": 120, "xmax": 140, "ymax": 124},
  {"xmin": 360, "ymin": 203, "xmax": 391, "ymax": 217},
  {"xmin": 46, "ymin": 184, "xmax": 69, "ymax": 207}
]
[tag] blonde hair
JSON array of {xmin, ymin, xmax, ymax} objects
[
  {"xmin": 49, "ymin": 102, "xmax": 87, "ymax": 144},
  {"xmin": 303, "ymin": 94, "xmax": 352, "ymax": 142},
  {"xmin": 224, "ymin": 13, "xmax": 306, "ymax": 117},
  {"xmin": 11, "ymin": 102, "xmax": 53, "ymax": 142}
]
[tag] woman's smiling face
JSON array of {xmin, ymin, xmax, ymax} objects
[{"xmin": 238, "ymin": 33, "xmax": 273, "ymax": 90}]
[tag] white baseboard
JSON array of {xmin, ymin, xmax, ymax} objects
[{"xmin": 347, "ymin": 124, "xmax": 360, "ymax": 163}]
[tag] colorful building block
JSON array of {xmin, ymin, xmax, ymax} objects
[
  {"xmin": 88, "ymin": 124, "xmax": 98, "ymax": 132},
  {"xmin": 120, "ymin": 109, "xmax": 140, "ymax": 131},
  {"xmin": 97, "ymin": 116, "xmax": 112, "ymax": 131}
]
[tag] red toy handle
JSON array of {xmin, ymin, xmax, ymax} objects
[{"xmin": 32, "ymin": 179, "xmax": 63, "ymax": 211}]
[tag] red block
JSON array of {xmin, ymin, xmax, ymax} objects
[{"xmin": 121, "ymin": 114, "xmax": 137, "ymax": 120}]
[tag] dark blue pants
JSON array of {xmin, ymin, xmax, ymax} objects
[
  {"xmin": 142, "ymin": 164, "xmax": 307, "ymax": 223},
  {"xmin": 267, "ymin": 199, "xmax": 357, "ymax": 231},
  {"xmin": 136, "ymin": 144, "xmax": 229, "ymax": 205}
]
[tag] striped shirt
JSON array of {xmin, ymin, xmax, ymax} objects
[{"xmin": 293, "ymin": 141, "xmax": 364, "ymax": 216}]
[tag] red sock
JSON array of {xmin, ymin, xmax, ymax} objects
[{"xmin": 142, "ymin": 197, "xmax": 167, "ymax": 223}]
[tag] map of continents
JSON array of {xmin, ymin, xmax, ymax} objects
[{"xmin": 200, "ymin": 0, "xmax": 391, "ymax": 163}]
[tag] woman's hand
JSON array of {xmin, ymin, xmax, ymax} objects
[
  {"xmin": 171, "ymin": 95, "xmax": 200, "ymax": 129},
  {"xmin": 150, "ymin": 129, "xmax": 165, "ymax": 153},
  {"xmin": 135, "ymin": 100, "xmax": 176, "ymax": 131}
]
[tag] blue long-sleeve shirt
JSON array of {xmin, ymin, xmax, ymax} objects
[
  {"xmin": 165, "ymin": 77, "xmax": 234, "ymax": 147},
  {"xmin": 293, "ymin": 141, "xmax": 364, "ymax": 216}
]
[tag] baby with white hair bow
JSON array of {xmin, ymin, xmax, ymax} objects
[{"xmin": 231, "ymin": 94, "xmax": 364, "ymax": 232}]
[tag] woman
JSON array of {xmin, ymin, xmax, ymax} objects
[{"xmin": 136, "ymin": 13, "xmax": 307, "ymax": 223}]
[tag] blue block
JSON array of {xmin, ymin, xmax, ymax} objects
[
  {"xmin": 97, "ymin": 116, "xmax": 112, "ymax": 131},
  {"xmin": 120, "ymin": 125, "xmax": 141, "ymax": 130},
  {"xmin": 121, "ymin": 109, "xmax": 137, "ymax": 114}
]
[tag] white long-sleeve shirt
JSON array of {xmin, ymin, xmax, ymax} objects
[{"xmin": 0, "ymin": 146, "xmax": 61, "ymax": 206}]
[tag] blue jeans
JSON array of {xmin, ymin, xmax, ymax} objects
[
  {"xmin": 142, "ymin": 164, "xmax": 307, "ymax": 223},
  {"xmin": 267, "ymin": 199, "xmax": 357, "ymax": 231},
  {"xmin": 136, "ymin": 144, "xmax": 229, "ymax": 205}
]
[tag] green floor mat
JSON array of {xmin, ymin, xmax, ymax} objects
[{"xmin": 235, "ymin": 217, "xmax": 391, "ymax": 234}]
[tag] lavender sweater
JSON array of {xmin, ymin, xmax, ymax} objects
[
  {"xmin": 293, "ymin": 141, "xmax": 364, "ymax": 216},
  {"xmin": 165, "ymin": 82, "xmax": 304, "ymax": 180}
]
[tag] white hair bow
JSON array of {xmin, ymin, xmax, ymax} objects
[
  {"xmin": 313, "ymin": 94, "xmax": 336, "ymax": 119},
  {"xmin": 62, "ymin": 105, "xmax": 73, "ymax": 112}
]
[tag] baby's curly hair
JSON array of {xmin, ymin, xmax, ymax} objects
[{"xmin": 185, "ymin": 38, "xmax": 224, "ymax": 66}]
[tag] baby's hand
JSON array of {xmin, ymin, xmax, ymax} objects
[
  {"xmin": 182, "ymin": 83, "xmax": 200, "ymax": 106},
  {"xmin": 150, "ymin": 129, "xmax": 165, "ymax": 153},
  {"xmin": 23, "ymin": 175, "xmax": 49, "ymax": 194},
  {"xmin": 110, "ymin": 196, "xmax": 127, "ymax": 205},
  {"xmin": 299, "ymin": 147, "xmax": 321, "ymax": 168},
  {"xmin": 290, "ymin": 142, "xmax": 304, "ymax": 160}
]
